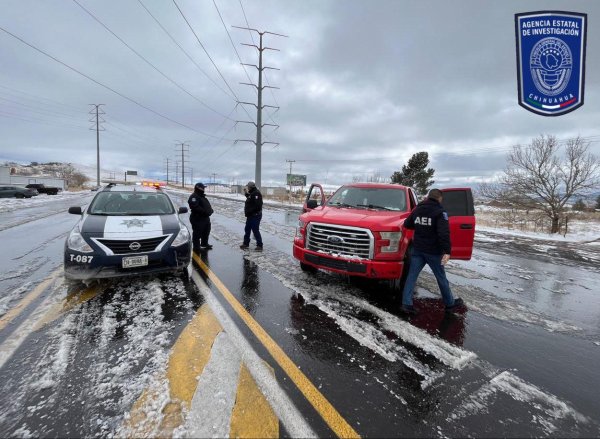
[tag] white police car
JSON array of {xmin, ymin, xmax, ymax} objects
[{"xmin": 64, "ymin": 183, "xmax": 191, "ymax": 280}]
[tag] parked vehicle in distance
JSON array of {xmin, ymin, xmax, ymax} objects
[
  {"xmin": 25, "ymin": 183, "xmax": 61, "ymax": 195},
  {"xmin": 293, "ymin": 183, "xmax": 475, "ymax": 291},
  {"xmin": 0, "ymin": 186, "xmax": 39, "ymax": 198},
  {"xmin": 64, "ymin": 183, "xmax": 191, "ymax": 280}
]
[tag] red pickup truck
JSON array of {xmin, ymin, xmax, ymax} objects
[{"xmin": 292, "ymin": 183, "xmax": 475, "ymax": 289}]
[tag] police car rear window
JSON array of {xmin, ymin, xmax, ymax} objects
[{"xmin": 88, "ymin": 192, "xmax": 175, "ymax": 215}]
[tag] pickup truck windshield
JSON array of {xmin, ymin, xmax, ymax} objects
[
  {"xmin": 327, "ymin": 186, "xmax": 407, "ymax": 212},
  {"xmin": 88, "ymin": 191, "xmax": 175, "ymax": 215}
]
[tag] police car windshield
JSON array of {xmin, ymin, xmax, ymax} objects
[
  {"xmin": 88, "ymin": 191, "xmax": 175, "ymax": 215},
  {"xmin": 327, "ymin": 186, "xmax": 407, "ymax": 212}
]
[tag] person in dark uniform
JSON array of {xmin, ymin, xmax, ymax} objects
[
  {"xmin": 188, "ymin": 182, "xmax": 213, "ymax": 252},
  {"xmin": 240, "ymin": 181, "xmax": 263, "ymax": 251},
  {"xmin": 401, "ymin": 188, "xmax": 464, "ymax": 315}
]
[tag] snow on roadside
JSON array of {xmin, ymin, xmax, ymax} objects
[{"xmin": 0, "ymin": 191, "xmax": 86, "ymax": 213}]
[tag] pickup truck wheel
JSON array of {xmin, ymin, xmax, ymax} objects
[{"xmin": 300, "ymin": 262, "xmax": 317, "ymax": 273}]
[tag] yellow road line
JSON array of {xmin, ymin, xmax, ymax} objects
[
  {"xmin": 230, "ymin": 362, "xmax": 279, "ymax": 439},
  {"xmin": 193, "ymin": 253, "xmax": 360, "ymax": 438},
  {"xmin": 33, "ymin": 282, "xmax": 102, "ymax": 331},
  {"xmin": 122, "ymin": 303, "xmax": 223, "ymax": 437},
  {"xmin": 0, "ymin": 267, "xmax": 62, "ymax": 332}
]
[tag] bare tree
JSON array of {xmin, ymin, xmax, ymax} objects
[
  {"xmin": 480, "ymin": 135, "xmax": 600, "ymax": 233},
  {"xmin": 57, "ymin": 164, "xmax": 89, "ymax": 188}
]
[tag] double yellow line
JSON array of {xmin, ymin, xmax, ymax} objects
[{"xmin": 193, "ymin": 253, "xmax": 360, "ymax": 438}]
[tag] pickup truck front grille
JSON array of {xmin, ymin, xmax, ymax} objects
[{"xmin": 306, "ymin": 222, "xmax": 373, "ymax": 259}]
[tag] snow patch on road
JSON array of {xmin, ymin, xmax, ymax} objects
[
  {"xmin": 0, "ymin": 281, "xmax": 32, "ymax": 317},
  {"xmin": 448, "ymin": 371, "xmax": 589, "ymax": 435}
]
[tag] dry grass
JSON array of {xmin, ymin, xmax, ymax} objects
[{"xmin": 475, "ymin": 205, "xmax": 600, "ymax": 235}]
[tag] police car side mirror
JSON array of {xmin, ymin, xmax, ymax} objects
[
  {"xmin": 68, "ymin": 206, "xmax": 82, "ymax": 215},
  {"xmin": 178, "ymin": 206, "xmax": 188, "ymax": 214}
]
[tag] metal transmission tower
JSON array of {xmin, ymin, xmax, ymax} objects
[
  {"xmin": 164, "ymin": 157, "xmax": 170, "ymax": 184},
  {"xmin": 175, "ymin": 141, "xmax": 190, "ymax": 188},
  {"xmin": 233, "ymin": 26, "xmax": 287, "ymax": 189},
  {"xmin": 89, "ymin": 104, "xmax": 105, "ymax": 186}
]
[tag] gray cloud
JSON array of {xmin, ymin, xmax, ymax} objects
[{"xmin": 1, "ymin": 0, "xmax": 598, "ymax": 190}]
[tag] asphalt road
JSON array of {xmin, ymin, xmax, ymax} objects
[{"xmin": 0, "ymin": 190, "xmax": 599, "ymax": 437}]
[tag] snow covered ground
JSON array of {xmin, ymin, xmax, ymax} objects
[{"xmin": 0, "ymin": 191, "xmax": 86, "ymax": 214}]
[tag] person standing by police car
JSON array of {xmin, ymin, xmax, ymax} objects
[
  {"xmin": 401, "ymin": 188, "xmax": 464, "ymax": 315},
  {"xmin": 188, "ymin": 182, "xmax": 213, "ymax": 252},
  {"xmin": 240, "ymin": 181, "xmax": 263, "ymax": 251}
]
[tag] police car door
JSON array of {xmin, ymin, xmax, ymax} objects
[
  {"xmin": 441, "ymin": 188, "xmax": 475, "ymax": 260},
  {"xmin": 303, "ymin": 184, "xmax": 325, "ymax": 213}
]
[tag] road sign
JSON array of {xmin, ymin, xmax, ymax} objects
[{"xmin": 287, "ymin": 174, "xmax": 306, "ymax": 186}]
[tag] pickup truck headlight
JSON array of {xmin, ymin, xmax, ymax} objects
[
  {"xmin": 171, "ymin": 226, "xmax": 190, "ymax": 247},
  {"xmin": 295, "ymin": 219, "xmax": 306, "ymax": 237},
  {"xmin": 379, "ymin": 231, "xmax": 401, "ymax": 253},
  {"xmin": 67, "ymin": 227, "xmax": 93, "ymax": 253}
]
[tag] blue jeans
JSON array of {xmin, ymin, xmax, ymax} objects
[
  {"xmin": 243, "ymin": 213, "xmax": 263, "ymax": 246},
  {"xmin": 402, "ymin": 249, "xmax": 454, "ymax": 306}
]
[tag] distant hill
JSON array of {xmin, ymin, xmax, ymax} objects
[{"xmin": 1, "ymin": 161, "xmax": 144, "ymax": 186}]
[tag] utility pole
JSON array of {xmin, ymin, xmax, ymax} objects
[
  {"xmin": 286, "ymin": 159, "xmax": 295, "ymax": 202},
  {"xmin": 175, "ymin": 141, "xmax": 190, "ymax": 189},
  {"xmin": 211, "ymin": 173, "xmax": 217, "ymax": 193},
  {"xmin": 175, "ymin": 162, "xmax": 179, "ymax": 186},
  {"xmin": 233, "ymin": 26, "xmax": 287, "ymax": 189},
  {"xmin": 164, "ymin": 157, "xmax": 170, "ymax": 184},
  {"xmin": 89, "ymin": 104, "xmax": 105, "ymax": 186}
]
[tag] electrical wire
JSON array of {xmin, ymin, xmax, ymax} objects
[
  {"xmin": 136, "ymin": 0, "xmax": 235, "ymax": 101},
  {"xmin": 72, "ymin": 0, "xmax": 232, "ymax": 122},
  {"xmin": 0, "ymin": 25, "xmax": 226, "ymax": 138}
]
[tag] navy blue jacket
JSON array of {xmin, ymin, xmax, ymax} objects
[
  {"xmin": 188, "ymin": 191, "xmax": 213, "ymax": 222},
  {"xmin": 244, "ymin": 187, "xmax": 263, "ymax": 217},
  {"xmin": 403, "ymin": 198, "xmax": 451, "ymax": 255}
]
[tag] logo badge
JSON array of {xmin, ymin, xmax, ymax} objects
[
  {"xmin": 328, "ymin": 235, "xmax": 344, "ymax": 244},
  {"xmin": 515, "ymin": 11, "xmax": 587, "ymax": 116},
  {"xmin": 129, "ymin": 242, "xmax": 142, "ymax": 251},
  {"xmin": 120, "ymin": 219, "xmax": 149, "ymax": 228}
]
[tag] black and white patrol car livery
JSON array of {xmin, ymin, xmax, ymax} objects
[{"xmin": 64, "ymin": 184, "xmax": 191, "ymax": 280}]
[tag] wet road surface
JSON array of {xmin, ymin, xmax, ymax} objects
[{"xmin": 0, "ymin": 190, "xmax": 599, "ymax": 437}]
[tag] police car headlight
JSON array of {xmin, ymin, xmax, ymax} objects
[
  {"xmin": 67, "ymin": 227, "xmax": 93, "ymax": 253},
  {"xmin": 380, "ymin": 231, "xmax": 401, "ymax": 253},
  {"xmin": 171, "ymin": 226, "xmax": 190, "ymax": 247}
]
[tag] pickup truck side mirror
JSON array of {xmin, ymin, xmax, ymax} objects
[
  {"xmin": 178, "ymin": 206, "xmax": 188, "ymax": 214},
  {"xmin": 68, "ymin": 206, "xmax": 82, "ymax": 215},
  {"xmin": 306, "ymin": 199, "xmax": 318, "ymax": 209}
]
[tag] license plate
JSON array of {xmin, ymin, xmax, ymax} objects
[{"xmin": 122, "ymin": 255, "xmax": 148, "ymax": 268}]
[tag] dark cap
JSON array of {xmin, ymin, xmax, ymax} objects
[
  {"xmin": 194, "ymin": 182, "xmax": 206, "ymax": 190},
  {"xmin": 246, "ymin": 181, "xmax": 256, "ymax": 188}
]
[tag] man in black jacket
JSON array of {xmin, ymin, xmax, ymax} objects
[
  {"xmin": 188, "ymin": 182, "xmax": 214, "ymax": 252},
  {"xmin": 401, "ymin": 188, "xmax": 463, "ymax": 314},
  {"xmin": 240, "ymin": 181, "xmax": 263, "ymax": 251}
]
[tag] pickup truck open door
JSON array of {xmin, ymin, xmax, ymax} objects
[
  {"xmin": 303, "ymin": 184, "xmax": 326, "ymax": 213},
  {"xmin": 441, "ymin": 188, "xmax": 475, "ymax": 260}
]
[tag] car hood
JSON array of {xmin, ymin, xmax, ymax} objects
[
  {"xmin": 80, "ymin": 214, "xmax": 181, "ymax": 238},
  {"xmin": 303, "ymin": 207, "xmax": 409, "ymax": 230}
]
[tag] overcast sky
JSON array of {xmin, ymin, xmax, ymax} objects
[{"xmin": 0, "ymin": 0, "xmax": 599, "ymax": 188}]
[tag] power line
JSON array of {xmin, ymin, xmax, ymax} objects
[
  {"xmin": 136, "ymin": 0, "xmax": 235, "ymax": 101},
  {"xmin": 171, "ymin": 0, "xmax": 260, "ymax": 131},
  {"xmin": 212, "ymin": 0, "xmax": 255, "ymax": 94},
  {"xmin": 172, "ymin": 0, "xmax": 240, "ymax": 101},
  {"xmin": 238, "ymin": 0, "xmax": 280, "ymax": 113},
  {"xmin": 0, "ymin": 110, "xmax": 88, "ymax": 130},
  {"xmin": 72, "ymin": 0, "xmax": 233, "ymax": 121},
  {"xmin": 0, "ymin": 85, "xmax": 83, "ymax": 113},
  {"xmin": 0, "ymin": 25, "xmax": 225, "ymax": 138}
]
